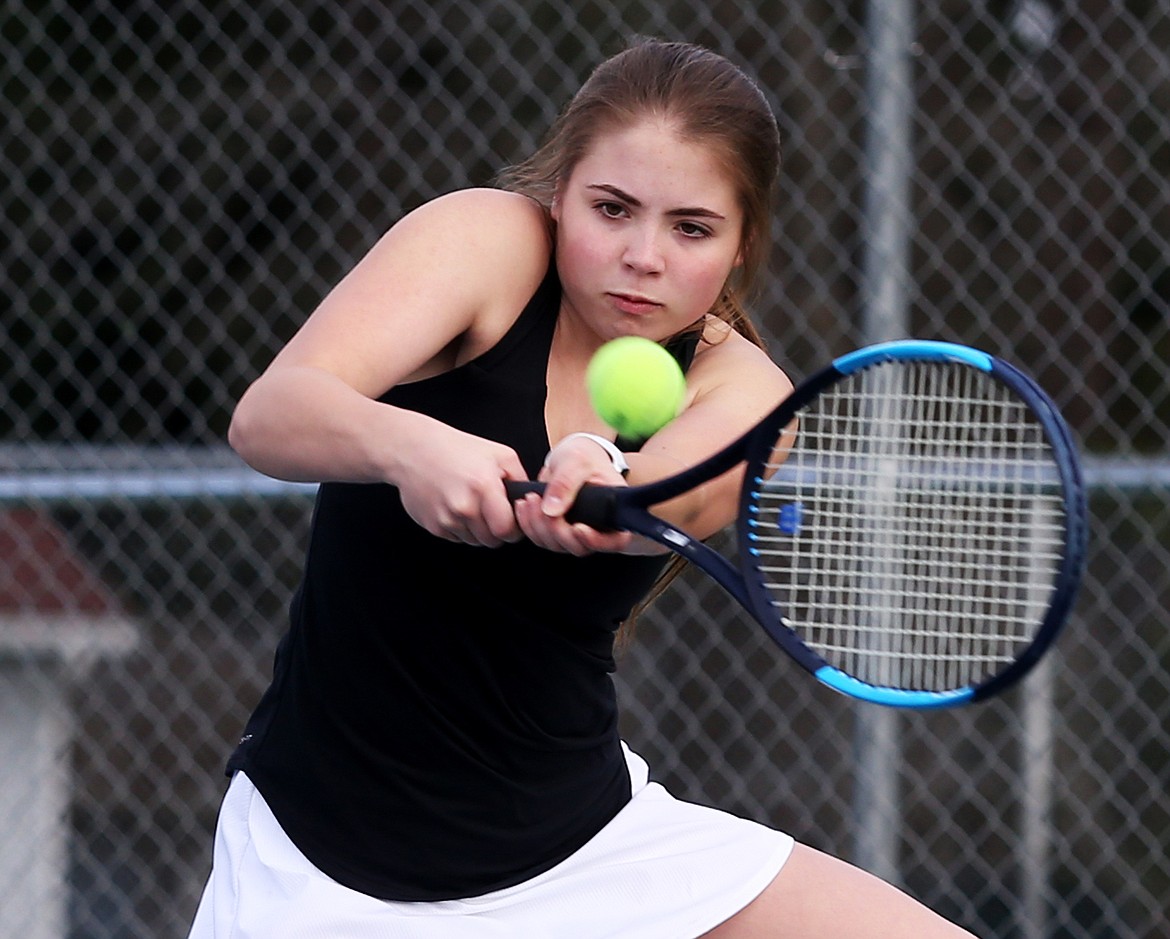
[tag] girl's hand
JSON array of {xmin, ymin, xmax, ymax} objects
[
  {"xmin": 394, "ymin": 420, "xmax": 528, "ymax": 548},
  {"xmin": 512, "ymin": 435, "xmax": 636, "ymax": 556}
]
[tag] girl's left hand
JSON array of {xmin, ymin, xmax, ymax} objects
[{"xmin": 513, "ymin": 436, "xmax": 635, "ymax": 556}]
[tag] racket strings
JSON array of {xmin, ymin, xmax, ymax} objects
[{"xmin": 750, "ymin": 360, "xmax": 1067, "ymax": 693}]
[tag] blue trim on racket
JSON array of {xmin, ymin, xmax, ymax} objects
[{"xmin": 833, "ymin": 339, "xmax": 994, "ymax": 374}]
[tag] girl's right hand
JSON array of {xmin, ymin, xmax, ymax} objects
[{"xmin": 392, "ymin": 419, "xmax": 528, "ymax": 549}]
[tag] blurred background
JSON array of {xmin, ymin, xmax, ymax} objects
[{"xmin": 1, "ymin": 1, "xmax": 1167, "ymax": 936}]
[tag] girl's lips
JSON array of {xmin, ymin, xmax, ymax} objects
[{"xmin": 608, "ymin": 292, "xmax": 661, "ymax": 315}]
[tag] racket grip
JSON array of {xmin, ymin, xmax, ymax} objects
[
  {"xmin": 504, "ymin": 480, "xmax": 545, "ymax": 501},
  {"xmin": 503, "ymin": 480, "xmax": 620, "ymax": 530}
]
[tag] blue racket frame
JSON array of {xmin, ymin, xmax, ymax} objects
[
  {"xmin": 735, "ymin": 340, "xmax": 1087, "ymax": 707},
  {"xmin": 507, "ymin": 340, "xmax": 1087, "ymax": 708}
]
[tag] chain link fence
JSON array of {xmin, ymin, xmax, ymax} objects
[{"xmin": 2, "ymin": 1, "xmax": 1167, "ymax": 936}]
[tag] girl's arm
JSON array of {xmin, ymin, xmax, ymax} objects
[
  {"xmin": 517, "ymin": 323, "xmax": 792, "ymax": 554},
  {"xmin": 624, "ymin": 324, "xmax": 793, "ymax": 539},
  {"xmin": 228, "ymin": 188, "xmax": 552, "ymax": 546}
]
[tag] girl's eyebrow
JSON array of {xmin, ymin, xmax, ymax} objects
[{"xmin": 585, "ymin": 183, "xmax": 727, "ymax": 220}]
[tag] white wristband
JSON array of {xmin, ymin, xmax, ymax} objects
[{"xmin": 546, "ymin": 432, "xmax": 630, "ymax": 476}]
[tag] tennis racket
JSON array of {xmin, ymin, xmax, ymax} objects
[{"xmin": 507, "ymin": 339, "xmax": 1086, "ymax": 708}]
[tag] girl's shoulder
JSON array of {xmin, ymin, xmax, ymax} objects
[
  {"xmin": 418, "ymin": 187, "xmax": 552, "ymax": 249},
  {"xmin": 689, "ymin": 317, "xmax": 790, "ymax": 398},
  {"xmin": 406, "ymin": 187, "xmax": 554, "ymax": 303},
  {"xmin": 395, "ymin": 189, "xmax": 554, "ymax": 365}
]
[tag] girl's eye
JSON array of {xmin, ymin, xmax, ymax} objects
[
  {"xmin": 678, "ymin": 221, "xmax": 712, "ymax": 239},
  {"xmin": 596, "ymin": 201, "xmax": 627, "ymax": 219}
]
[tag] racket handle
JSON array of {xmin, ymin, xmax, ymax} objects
[
  {"xmin": 503, "ymin": 480, "xmax": 620, "ymax": 530},
  {"xmin": 504, "ymin": 480, "xmax": 545, "ymax": 500}
]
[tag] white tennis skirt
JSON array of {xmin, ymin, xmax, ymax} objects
[{"xmin": 187, "ymin": 744, "xmax": 794, "ymax": 938}]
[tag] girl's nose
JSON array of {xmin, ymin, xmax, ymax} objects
[{"xmin": 622, "ymin": 225, "xmax": 665, "ymax": 275}]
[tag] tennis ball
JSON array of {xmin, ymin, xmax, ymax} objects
[{"xmin": 586, "ymin": 336, "xmax": 686, "ymax": 439}]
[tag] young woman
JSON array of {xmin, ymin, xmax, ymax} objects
[{"xmin": 189, "ymin": 38, "xmax": 977, "ymax": 938}]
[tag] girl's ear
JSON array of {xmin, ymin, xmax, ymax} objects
[{"xmin": 550, "ymin": 176, "xmax": 567, "ymax": 222}]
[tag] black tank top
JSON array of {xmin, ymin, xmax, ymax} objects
[{"xmin": 227, "ymin": 264, "xmax": 698, "ymax": 900}]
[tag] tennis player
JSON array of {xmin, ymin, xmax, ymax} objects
[{"xmin": 188, "ymin": 38, "xmax": 977, "ymax": 938}]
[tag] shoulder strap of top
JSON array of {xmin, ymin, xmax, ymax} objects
[{"xmin": 467, "ymin": 263, "xmax": 560, "ymax": 384}]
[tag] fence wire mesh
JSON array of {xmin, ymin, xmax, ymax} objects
[{"xmin": 1, "ymin": 1, "xmax": 1168, "ymax": 937}]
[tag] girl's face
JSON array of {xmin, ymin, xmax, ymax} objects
[{"xmin": 551, "ymin": 118, "xmax": 744, "ymax": 344}]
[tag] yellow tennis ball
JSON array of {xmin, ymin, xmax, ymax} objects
[{"xmin": 586, "ymin": 336, "xmax": 686, "ymax": 439}]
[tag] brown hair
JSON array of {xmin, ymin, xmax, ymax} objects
[
  {"xmin": 498, "ymin": 38, "xmax": 782, "ymax": 636},
  {"xmin": 496, "ymin": 37, "xmax": 781, "ymax": 347}
]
